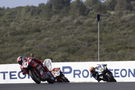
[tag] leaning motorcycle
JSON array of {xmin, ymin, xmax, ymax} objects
[
  {"xmin": 21, "ymin": 59, "xmax": 55, "ymax": 84},
  {"xmin": 95, "ymin": 64, "xmax": 116, "ymax": 82},
  {"xmin": 52, "ymin": 68, "xmax": 70, "ymax": 82}
]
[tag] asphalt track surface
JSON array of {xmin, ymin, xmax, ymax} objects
[{"xmin": 0, "ymin": 82, "xmax": 135, "ymax": 90}]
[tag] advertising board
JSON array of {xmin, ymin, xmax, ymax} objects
[{"xmin": 0, "ymin": 61, "xmax": 135, "ymax": 83}]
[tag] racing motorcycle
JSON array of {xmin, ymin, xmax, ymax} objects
[
  {"xmin": 52, "ymin": 68, "xmax": 70, "ymax": 82},
  {"xmin": 21, "ymin": 58, "xmax": 55, "ymax": 84},
  {"xmin": 94, "ymin": 64, "xmax": 116, "ymax": 82}
]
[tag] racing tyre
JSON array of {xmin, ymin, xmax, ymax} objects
[
  {"xmin": 60, "ymin": 74, "xmax": 70, "ymax": 82},
  {"xmin": 56, "ymin": 74, "xmax": 70, "ymax": 82},
  {"xmin": 106, "ymin": 72, "xmax": 116, "ymax": 82},
  {"xmin": 46, "ymin": 72, "xmax": 55, "ymax": 84},
  {"xmin": 29, "ymin": 69, "xmax": 41, "ymax": 84}
]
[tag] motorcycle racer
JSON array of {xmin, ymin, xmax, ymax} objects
[{"xmin": 90, "ymin": 64, "xmax": 116, "ymax": 82}]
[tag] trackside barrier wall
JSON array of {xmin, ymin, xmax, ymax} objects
[{"xmin": 0, "ymin": 61, "xmax": 135, "ymax": 84}]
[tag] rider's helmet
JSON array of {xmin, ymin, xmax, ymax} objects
[
  {"xmin": 43, "ymin": 58, "xmax": 52, "ymax": 71},
  {"xmin": 17, "ymin": 56, "xmax": 25, "ymax": 65},
  {"xmin": 89, "ymin": 66, "xmax": 95, "ymax": 72}
]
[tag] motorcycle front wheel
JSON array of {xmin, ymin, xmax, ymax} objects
[
  {"xmin": 106, "ymin": 72, "xmax": 116, "ymax": 82},
  {"xmin": 46, "ymin": 72, "xmax": 55, "ymax": 84},
  {"xmin": 29, "ymin": 69, "xmax": 41, "ymax": 84},
  {"xmin": 56, "ymin": 73, "xmax": 70, "ymax": 82}
]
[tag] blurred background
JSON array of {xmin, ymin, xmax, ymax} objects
[{"xmin": 0, "ymin": 0, "xmax": 135, "ymax": 63}]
